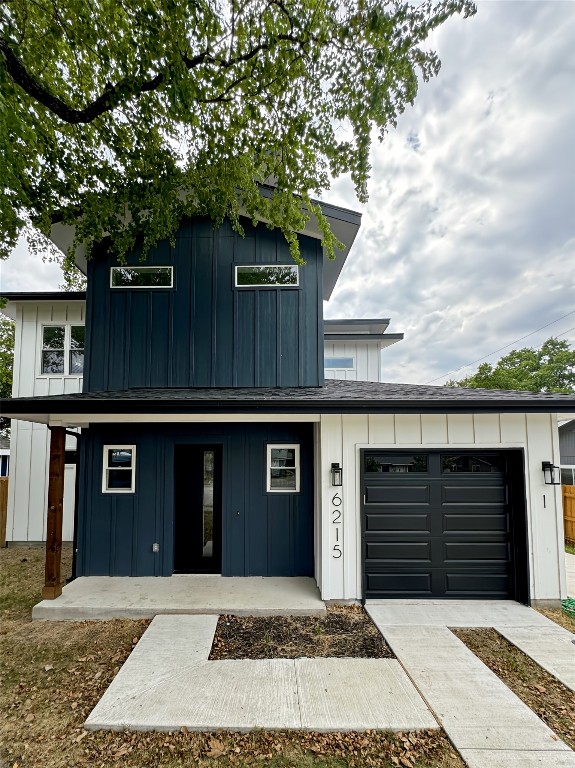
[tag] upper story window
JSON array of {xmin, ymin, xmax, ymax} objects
[
  {"xmin": 235, "ymin": 265, "xmax": 299, "ymax": 287},
  {"xmin": 110, "ymin": 266, "xmax": 173, "ymax": 288},
  {"xmin": 324, "ymin": 356, "xmax": 355, "ymax": 369},
  {"xmin": 41, "ymin": 325, "xmax": 85, "ymax": 375}
]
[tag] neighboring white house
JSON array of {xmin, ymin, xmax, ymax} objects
[
  {"xmin": 2, "ymin": 293, "xmax": 85, "ymax": 542},
  {"xmin": 323, "ymin": 319, "xmax": 403, "ymax": 382}
]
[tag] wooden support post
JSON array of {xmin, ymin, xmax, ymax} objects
[{"xmin": 43, "ymin": 426, "xmax": 66, "ymax": 599}]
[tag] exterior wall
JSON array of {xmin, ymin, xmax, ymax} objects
[
  {"xmin": 7, "ymin": 301, "xmax": 84, "ymax": 542},
  {"xmin": 317, "ymin": 412, "xmax": 565, "ymax": 603},
  {"xmin": 323, "ymin": 342, "xmax": 381, "ymax": 382},
  {"xmin": 84, "ymin": 217, "xmax": 324, "ymax": 391},
  {"xmin": 77, "ymin": 422, "xmax": 314, "ymax": 577}
]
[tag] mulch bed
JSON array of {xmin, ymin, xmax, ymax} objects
[
  {"xmin": 453, "ymin": 627, "xmax": 575, "ymax": 750},
  {"xmin": 209, "ymin": 606, "xmax": 394, "ymax": 659}
]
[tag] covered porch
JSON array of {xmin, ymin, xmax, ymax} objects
[{"xmin": 32, "ymin": 573, "xmax": 326, "ymax": 620}]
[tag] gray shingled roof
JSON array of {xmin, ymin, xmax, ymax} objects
[{"xmin": 1, "ymin": 379, "xmax": 574, "ymax": 415}]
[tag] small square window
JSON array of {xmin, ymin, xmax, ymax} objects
[
  {"xmin": 102, "ymin": 446, "xmax": 136, "ymax": 493},
  {"xmin": 267, "ymin": 444, "xmax": 300, "ymax": 492}
]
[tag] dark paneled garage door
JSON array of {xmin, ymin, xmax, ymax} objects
[{"xmin": 362, "ymin": 451, "xmax": 522, "ymax": 599}]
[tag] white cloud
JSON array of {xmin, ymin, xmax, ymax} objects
[{"xmin": 325, "ymin": 0, "xmax": 575, "ymax": 383}]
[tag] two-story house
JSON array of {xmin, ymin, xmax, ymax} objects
[{"xmin": 2, "ymin": 200, "xmax": 574, "ymax": 607}]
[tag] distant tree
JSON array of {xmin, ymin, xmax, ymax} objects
[
  {"xmin": 0, "ymin": 314, "xmax": 15, "ymax": 439},
  {"xmin": 448, "ymin": 338, "xmax": 575, "ymax": 393},
  {"xmin": 1, "ymin": 0, "xmax": 475, "ymax": 268}
]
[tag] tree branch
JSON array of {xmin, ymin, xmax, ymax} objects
[
  {"xmin": 0, "ymin": 37, "xmax": 209, "ymax": 124},
  {"xmin": 1, "ymin": 28, "xmax": 310, "ymax": 125}
]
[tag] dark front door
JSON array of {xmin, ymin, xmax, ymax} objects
[
  {"xmin": 174, "ymin": 445, "xmax": 222, "ymax": 573},
  {"xmin": 362, "ymin": 450, "xmax": 522, "ymax": 600}
]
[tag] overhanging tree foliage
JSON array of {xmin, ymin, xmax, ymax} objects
[
  {"xmin": 449, "ymin": 338, "xmax": 575, "ymax": 394},
  {"xmin": 1, "ymin": 0, "xmax": 475, "ymax": 266}
]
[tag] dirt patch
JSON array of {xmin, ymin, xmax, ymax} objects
[
  {"xmin": 453, "ymin": 628, "xmax": 575, "ymax": 749},
  {"xmin": 0, "ymin": 546, "xmax": 463, "ymax": 767},
  {"xmin": 535, "ymin": 606, "xmax": 575, "ymax": 633},
  {"xmin": 209, "ymin": 607, "xmax": 393, "ymax": 659}
]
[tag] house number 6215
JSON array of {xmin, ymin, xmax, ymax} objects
[{"xmin": 332, "ymin": 493, "xmax": 343, "ymax": 558}]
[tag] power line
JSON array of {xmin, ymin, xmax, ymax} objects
[
  {"xmin": 556, "ymin": 325, "xmax": 575, "ymax": 340},
  {"xmin": 425, "ymin": 310, "xmax": 575, "ymax": 385}
]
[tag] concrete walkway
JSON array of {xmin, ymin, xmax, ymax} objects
[
  {"xmin": 367, "ymin": 601, "xmax": 575, "ymax": 768},
  {"xmin": 85, "ymin": 615, "xmax": 438, "ymax": 732},
  {"xmin": 366, "ymin": 600, "xmax": 575, "ymax": 692},
  {"xmin": 567, "ymin": 552, "xmax": 575, "ymax": 597},
  {"xmin": 498, "ymin": 624, "xmax": 575, "ymax": 692},
  {"xmin": 32, "ymin": 575, "xmax": 326, "ymax": 620}
]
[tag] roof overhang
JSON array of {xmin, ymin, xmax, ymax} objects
[
  {"xmin": 3, "ymin": 393, "xmax": 575, "ymax": 428},
  {"xmin": 49, "ymin": 191, "xmax": 361, "ymax": 301},
  {"xmin": 0, "ymin": 292, "xmax": 86, "ymax": 320},
  {"xmin": 324, "ymin": 319, "xmax": 391, "ymax": 334},
  {"xmin": 324, "ymin": 333, "xmax": 404, "ymax": 347},
  {"xmin": 323, "ymin": 319, "xmax": 404, "ymax": 348}
]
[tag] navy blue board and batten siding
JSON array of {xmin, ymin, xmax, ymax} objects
[
  {"xmin": 83, "ymin": 217, "xmax": 324, "ymax": 391},
  {"xmin": 76, "ymin": 423, "xmax": 314, "ymax": 578}
]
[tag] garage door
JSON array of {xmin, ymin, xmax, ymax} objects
[{"xmin": 362, "ymin": 451, "xmax": 517, "ymax": 599}]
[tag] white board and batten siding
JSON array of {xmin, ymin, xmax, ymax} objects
[
  {"xmin": 324, "ymin": 342, "xmax": 382, "ymax": 382},
  {"xmin": 7, "ymin": 301, "xmax": 84, "ymax": 542},
  {"xmin": 317, "ymin": 412, "xmax": 565, "ymax": 603}
]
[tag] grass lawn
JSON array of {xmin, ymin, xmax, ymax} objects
[
  {"xmin": 0, "ymin": 546, "xmax": 463, "ymax": 768},
  {"xmin": 565, "ymin": 543, "xmax": 575, "ymax": 556}
]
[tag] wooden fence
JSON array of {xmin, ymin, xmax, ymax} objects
[
  {"xmin": 0, "ymin": 477, "xmax": 8, "ymax": 548},
  {"xmin": 564, "ymin": 485, "xmax": 575, "ymax": 546}
]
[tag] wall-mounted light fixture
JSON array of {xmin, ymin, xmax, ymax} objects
[
  {"xmin": 541, "ymin": 461, "xmax": 561, "ymax": 485},
  {"xmin": 331, "ymin": 462, "xmax": 343, "ymax": 486}
]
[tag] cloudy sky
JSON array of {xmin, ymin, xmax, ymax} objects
[{"xmin": 1, "ymin": 0, "xmax": 574, "ymax": 386}]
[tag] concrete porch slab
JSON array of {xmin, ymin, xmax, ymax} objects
[
  {"xmin": 85, "ymin": 615, "xmax": 438, "ymax": 732},
  {"xmin": 32, "ymin": 575, "xmax": 326, "ymax": 620}
]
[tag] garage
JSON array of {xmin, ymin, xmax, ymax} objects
[{"xmin": 361, "ymin": 449, "xmax": 529, "ymax": 601}]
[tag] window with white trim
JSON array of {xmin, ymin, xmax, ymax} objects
[
  {"xmin": 324, "ymin": 356, "xmax": 355, "ymax": 369},
  {"xmin": 110, "ymin": 266, "xmax": 173, "ymax": 288},
  {"xmin": 561, "ymin": 466, "xmax": 575, "ymax": 485},
  {"xmin": 102, "ymin": 446, "xmax": 136, "ymax": 493},
  {"xmin": 41, "ymin": 325, "xmax": 85, "ymax": 375},
  {"xmin": 235, "ymin": 265, "xmax": 299, "ymax": 287},
  {"xmin": 266, "ymin": 444, "xmax": 300, "ymax": 492}
]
